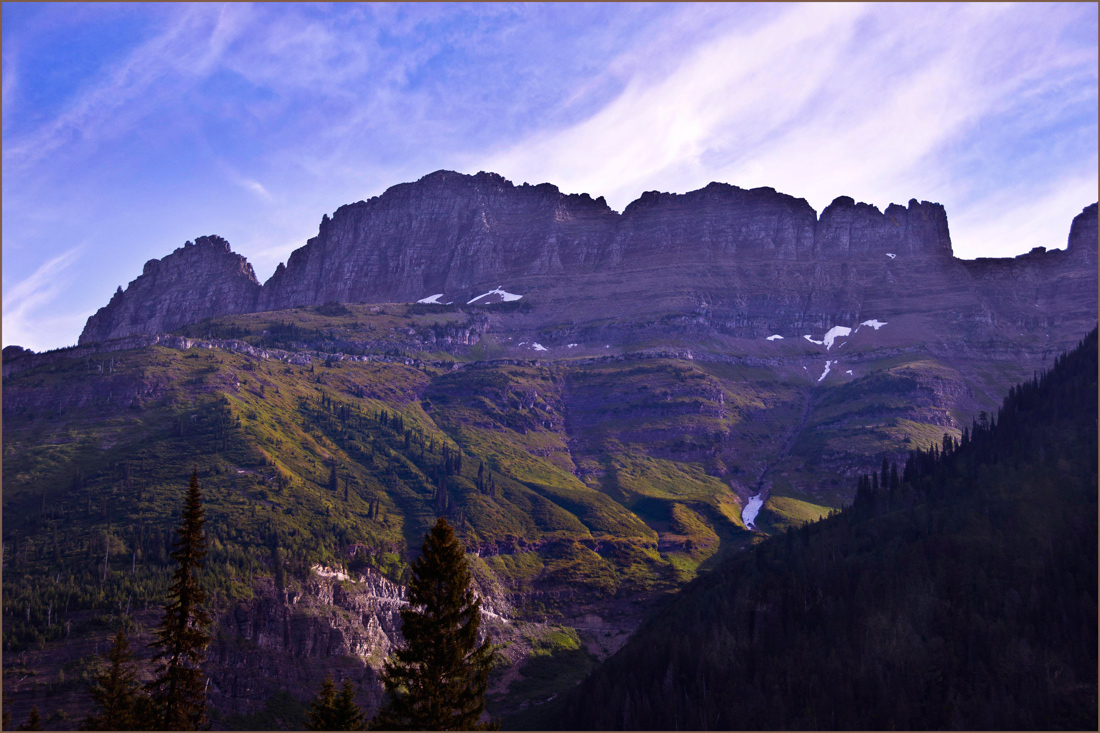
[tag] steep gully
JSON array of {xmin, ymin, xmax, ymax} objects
[{"xmin": 745, "ymin": 381, "xmax": 817, "ymax": 530}]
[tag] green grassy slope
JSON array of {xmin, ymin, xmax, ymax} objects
[
  {"xmin": 520, "ymin": 329, "xmax": 1098, "ymax": 731},
  {"xmin": 3, "ymin": 303, "xmax": 1062, "ymax": 721}
]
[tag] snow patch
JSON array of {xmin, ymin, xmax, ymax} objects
[
  {"xmin": 467, "ymin": 286, "xmax": 523, "ymax": 305},
  {"xmin": 804, "ymin": 326, "xmax": 851, "ymax": 350},
  {"xmin": 860, "ymin": 319, "xmax": 887, "ymax": 330},
  {"xmin": 818, "ymin": 360, "xmax": 835, "ymax": 382},
  {"xmin": 886, "ymin": 253, "xmax": 897, "ymax": 259},
  {"xmin": 416, "ymin": 293, "xmax": 444, "ymax": 304},
  {"xmin": 532, "ymin": 343, "xmax": 547, "ymax": 352},
  {"xmin": 766, "ymin": 334, "xmax": 784, "ymax": 341},
  {"xmin": 743, "ymin": 494, "xmax": 765, "ymax": 529},
  {"xmin": 845, "ymin": 369, "xmax": 853, "ymax": 375},
  {"xmin": 566, "ymin": 343, "xmax": 578, "ymax": 348}
]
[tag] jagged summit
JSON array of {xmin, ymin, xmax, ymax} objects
[
  {"xmin": 76, "ymin": 171, "xmax": 1096, "ymax": 347},
  {"xmin": 79, "ymin": 234, "xmax": 261, "ymax": 345},
  {"xmin": 1068, "ymin": 202, "xmax": 1098, "ymax": 264}
]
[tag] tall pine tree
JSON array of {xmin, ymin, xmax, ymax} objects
[
  {"xmin": 147, "ymin": 469, "xmax": 211, "ymax": 730},
  {"xmin": 371, "ymin": 517, "xmax": 497, "ymax": 731},
  {"xmin": 16, "ymin": 706, "xmax": 42, "ymax": 731},
  {"xmin": 306, "ymin": 675, "xmax": 365, "ymax": 731},
  {"xmin": 83, "ymin": 628, "xmax": 144, "ymax": 730}
]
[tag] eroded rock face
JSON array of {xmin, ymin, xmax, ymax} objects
[
  {"xmin": 815, "ymin": 196, "xmax": 953, "ymax": 260},
  {"xmin": 957, "ymin": 202, "xmax": 1100, "ymax": 339},
  {"xmin": 204, "ymin": 562, "xmax": 522, "ymax": 718},
  {"xmin": 206, "ymin": 567, "xmax": 406, "ymax": 716},
  {"xmin": 75, "ymin": 172, "xmax": 1096, "ymax": 347},
  {"xmin": 258, "ymin": 171, "xmax": 619, "ymax": 309},
  {"xmin": 78, "ymin": 236, "xmax": 261, "ymax": 345},
  {"xmin": 609, "ymin": 183, "xmax": 818, "ymax": 265},
  {"xmin": 1068, "ymin": 202, "xmax": 1098, "ymax": 266}
]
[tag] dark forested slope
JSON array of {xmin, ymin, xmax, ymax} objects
[{"xmin": 528, "ymin": 328, "xmax": 1098, "ymax": 731}]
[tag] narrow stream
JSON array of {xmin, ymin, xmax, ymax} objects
[{"xmin": 743, "ymin": 383, "xmax": 816, "ymax": 532}]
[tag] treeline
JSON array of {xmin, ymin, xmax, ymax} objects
[{"xmin": 525, "ymin": 328, "xmax": 1098, "ymax": 731}]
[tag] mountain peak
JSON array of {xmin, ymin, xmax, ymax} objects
[
  {"xmin": 79, "ymin": 236, "xmax": 261, "ymax": 345},
  {"xmin": 75, "ymin": 170, "xmax": 1093, "ymax": 345}
]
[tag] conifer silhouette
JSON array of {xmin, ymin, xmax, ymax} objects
[
  {"xmin": 147, "ymin": 469, "xmax": 210, "ymax": 730},
  {"xmin": 371, "ymin": 517, "xmax": 497, "ymax": 730}
]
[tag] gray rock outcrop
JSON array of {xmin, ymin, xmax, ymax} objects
[
  {"xmin": 75, "ymin": 172, "xmax": 1097, "ymax": 349},
  {"xmin": 79, "ymin": 235, "xmax": 261, "ymax": 345}
]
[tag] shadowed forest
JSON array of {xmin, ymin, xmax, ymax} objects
[{"xmin": 517, "ymin": 329, "xmax": 1098, "ymax": 731}]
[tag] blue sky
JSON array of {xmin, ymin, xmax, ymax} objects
[{"xmin": 3, "ymin": 2, "xmax": 1097, "ymax": 352}]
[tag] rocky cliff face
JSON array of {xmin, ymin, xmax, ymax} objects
[
  {"xmin": 257, "ymin": 171, "xmax": 619, "ymax": 310},
  {"xmin": 206, "ymin": 567, "xmax": 405, "ymax": 715},
  {"xmin": 957, "ymin": 203, "xmax": 1099, "ymax": 340},
  {"xmin": 814, "ymin": 196, "xmax": 953, "ymax": 260},
  {"xmin": 205, "ymin": 563, "xmax": 533, "ymax": 719},
  {"xmin": 1068, "ymin": 202, "xmax": 1098, "ymax": 266},
  {"xmin": 75, "ymin": 172, "xmax": 1095, "ymax": 348},
  {"xmin": 79, "ymin": 236, "xmax": 261, "ymax": 345}
]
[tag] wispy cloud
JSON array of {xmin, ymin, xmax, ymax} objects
[
  {"xmin": 3, "ymin": 4, "xmax": 243, "ymax": 173},
  {"xmin": 480, "ymin": 2, "xmax": 1098, "ymax": 258},
  {"xmin": 2, "ymin": 244, "xmax": 86, "ymax": 350},
  {"xmin": 1, "ymin": 46, "xmax": 16, "ymax": 117},
  {"xmin": 950, "ymin": 173, "xmax": 1100, "ymax": 259},
  {"xmin": 2, "ymin": 3, "xmax": 1095, "ymax": 351}
]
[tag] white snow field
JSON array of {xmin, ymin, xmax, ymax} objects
[
  {"xmin": 804, "ymin": 326, "xmax": 851, "ymax": 350},
  {"xmin": 818, "ymin": 360, "xmax": 835, "ymax": 382},
  {"xmin": 766, "ymin": 334, "xmax": 784, "ymax": 341},
  {"xmin": 743, "ymin": 494, "xmax": 765, "ymax": 529},
  {"xmin": 416, "ymin": 293, "xmax": 444, "ymax": 304},
  {"xmin": 886, "ymin": 253, "xmax": 897, "ymax": 259},
  {"xmin": 532, "ymin": 343, "xmax": 548, "ymax": 352},
  {"xmin": 467, "ymin": 286, "xmax": 523, "ymax": 304},
  {"xmin": 860, "ymin": 319, "xmax": 887, "ymax": 330}
]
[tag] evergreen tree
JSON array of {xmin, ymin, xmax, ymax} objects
[
  {"xmin": 83, "ymin": 628, "xmax": 143, "ymax": 731},
  {"xmin": 147, "ymin": 469, "xmax": 211, "ymax": 730},
  {"xmin": 332, "ymin": 679, "xmax": 366, "ymax": 731},
  {"xmin": 306, "ymin": 675, "xmax": 337, "ymax": 731},
  {"xmin": 371, "ymin": 518, "xmax": 497, "ymax": 731},
  {"xmin": 307, "ymin": 675, "xmax": 365, "ymax": 731},
  {"xmin": 17, "ymin": 706, "xmax": 42, "ymax": 731}
]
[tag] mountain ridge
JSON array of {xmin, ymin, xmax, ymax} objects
[
  {"xmin": 4, "ymin": 172, "xmax": 1096, "ymax": 725},
  {"xmin": 74, "ymin": 170, "xmax": 1095, "ymax": 347}
]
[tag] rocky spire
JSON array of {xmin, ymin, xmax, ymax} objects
[
  {"xmin": 1067, "ymin": 202, "xmax": 1098, "ymax": 266},
  {"xmin": 78, "ymin": 235, "xmax": 261, "ymax": 345}
]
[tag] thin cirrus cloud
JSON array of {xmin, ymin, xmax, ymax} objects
[
  {"xmin": 2, "ymin": 3, "xmax": 1096, "ymax": 352},
  {"xmin": 4, "ymin": 6, "xmax": 242, "ymax": 173},
  {"xmin": 1, "ymin": 243, "xmax": 87, "ymax": 350},
  {"xmin": 480, "ymin": 3, "xmax": 1098, "ymax": 256}
]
